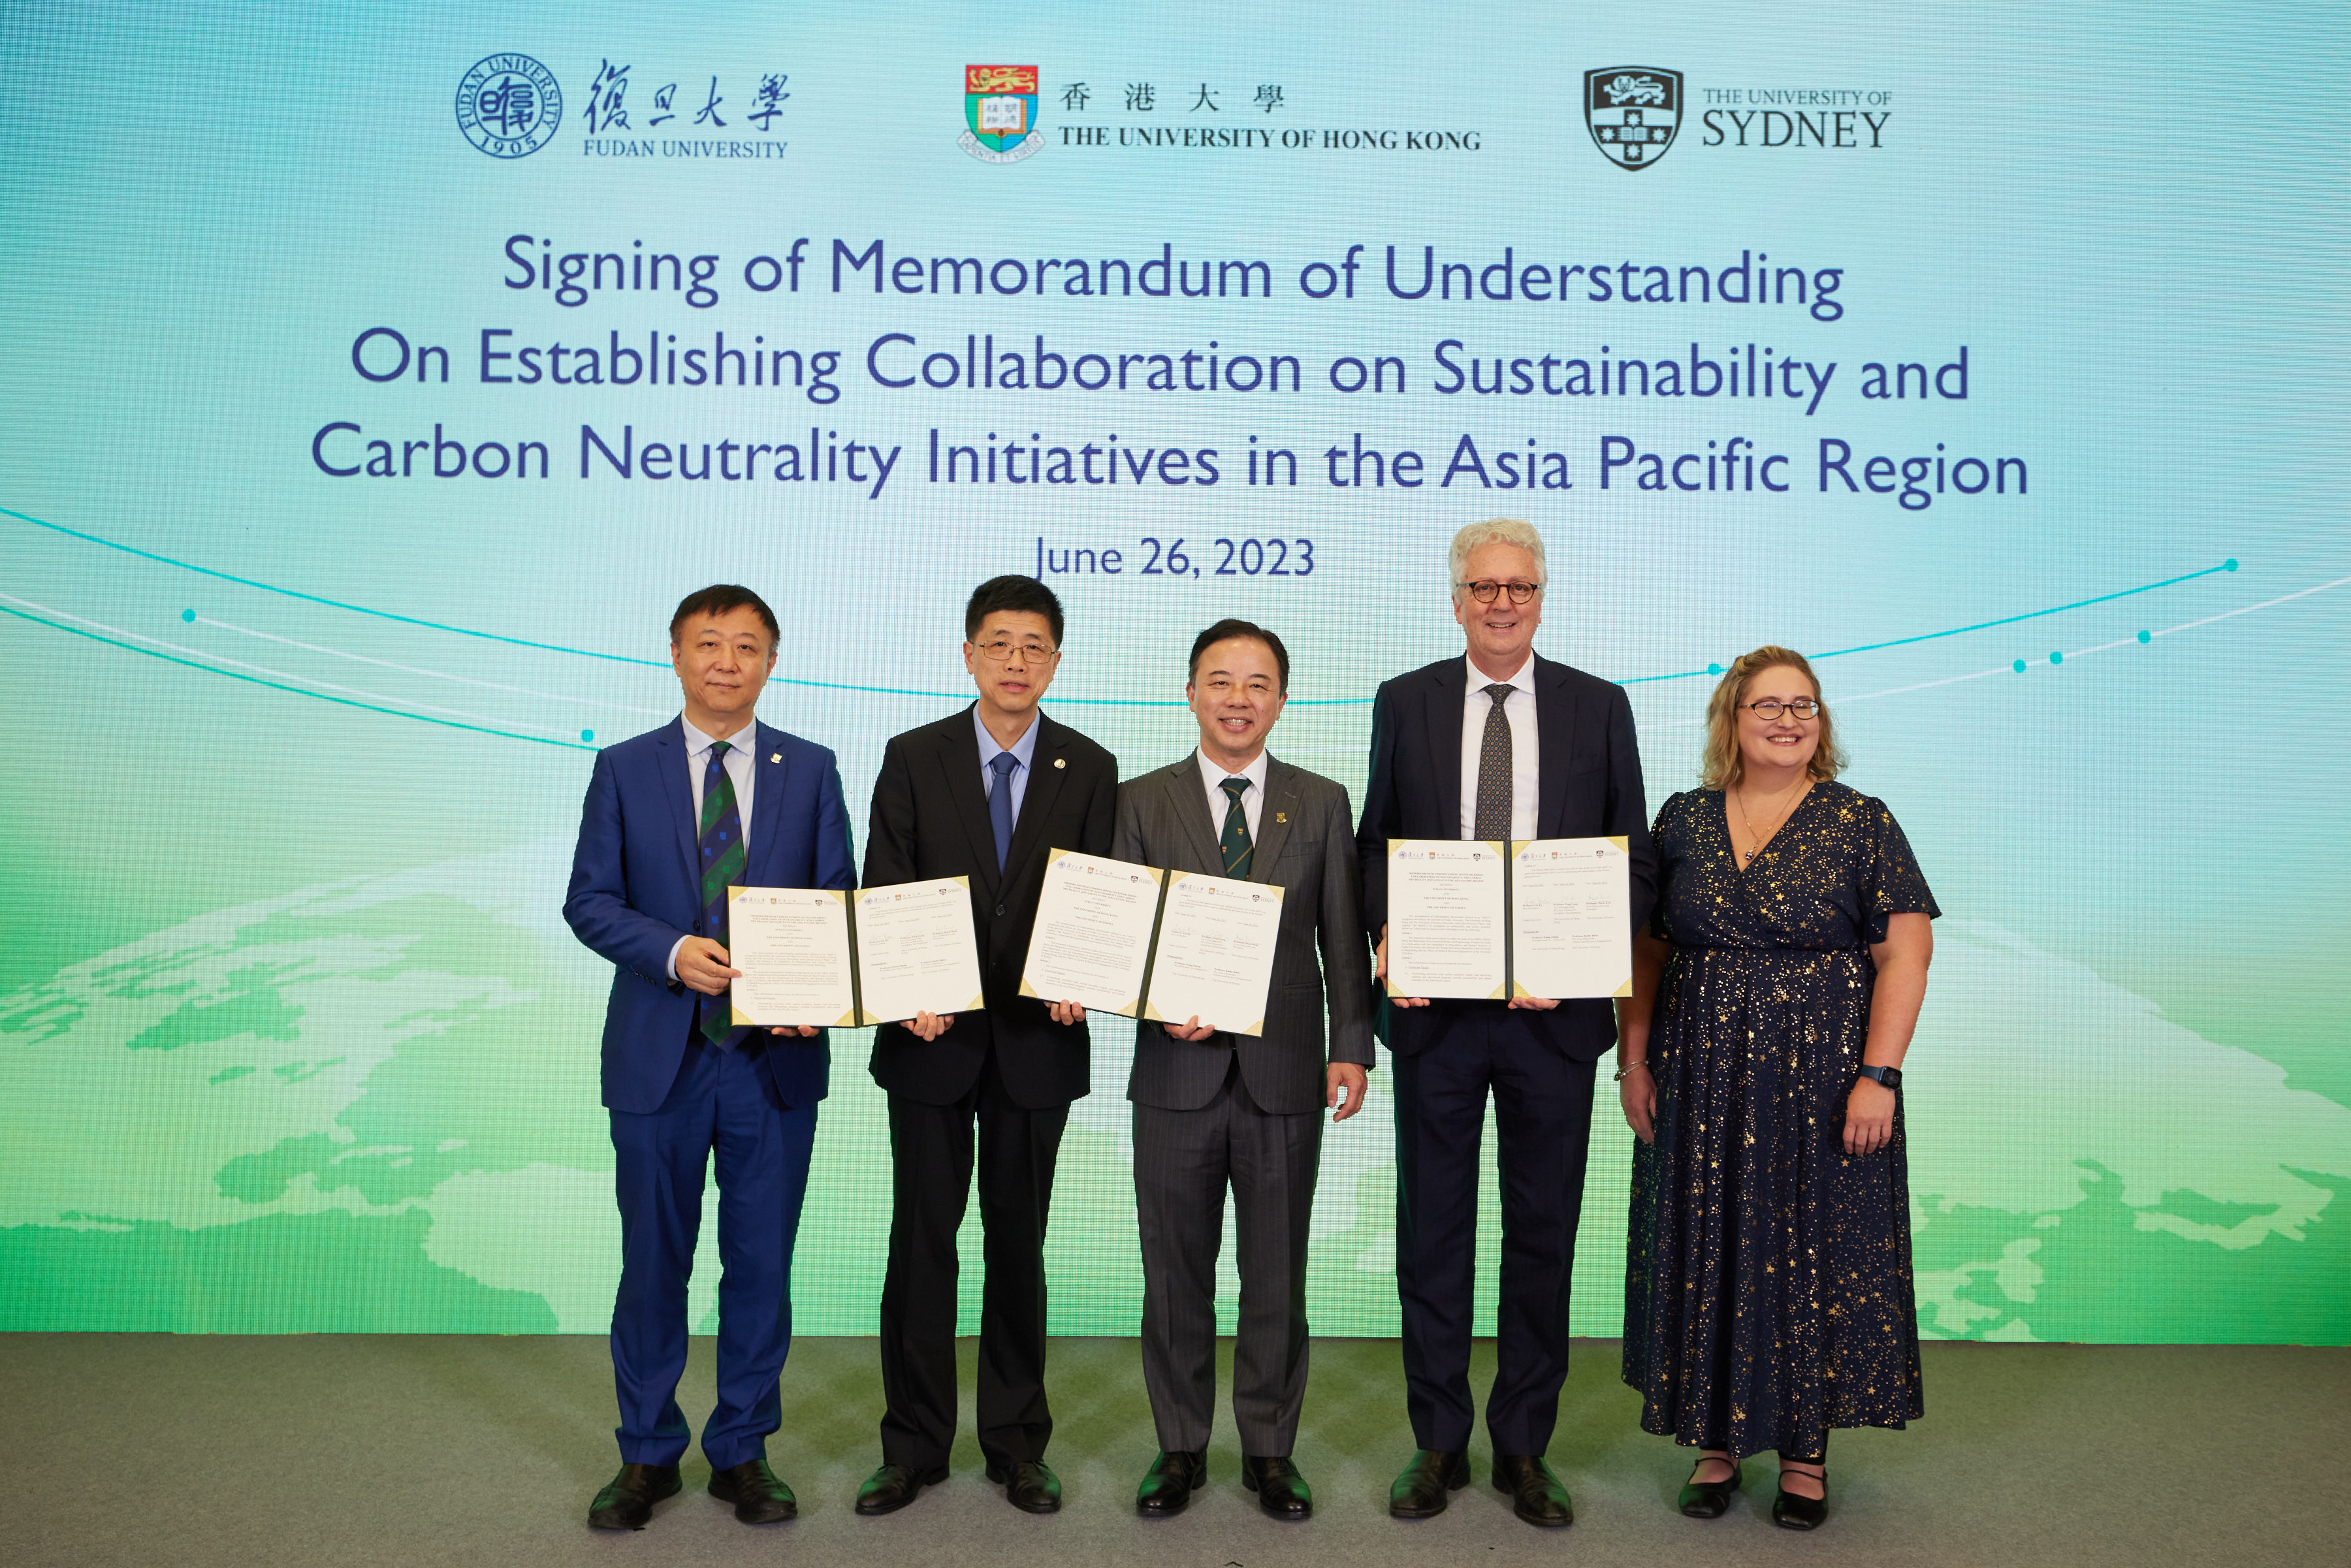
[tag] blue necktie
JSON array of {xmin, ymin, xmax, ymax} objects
[{"xmin": 988, "ymin": 751, "xmax": 1019, "ymax": 872}]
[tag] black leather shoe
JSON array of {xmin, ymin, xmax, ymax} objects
[
  {"xmin": 1243, "ymin": 1454, "xmax": 1313, "ymax": 1520},
  {"xmin": 1493, "ymin": 1454, "xmax": 1573, "ymax": 1528},
  {"xmin": 1678, "ymin": 1454, "xmax": 1742, "ymax": 1518},
  {"xmin": 1136, "ymin": 1450, "xmax": 1206, "ymax": 1516},
  {"xmin": 1388, "ymin": 1450, "xmax": 1470, "ymax": 1518},
  {"xmin": 708, "ymin": 1458, "xmax": 797, "ymax": 1524},
  {"xmin": 855, "ymin": 1462, "xmax": 948, "ymax": 1516},
  {"xmin": 987, "ymin": 1458, "xmax": 1063, "ymax": 1514},
  {"xmin": 1772, "ymin": 1467, "xmax": 1828, "ymax": 1530},
  {"xmin": 587, "ymin": 1462, "xmax": 680, "ymax": 1530}
]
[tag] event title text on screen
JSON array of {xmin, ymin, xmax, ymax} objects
[{"xmin": 499, "ymin": 236, "xmax": 1847, "ymax": 320}]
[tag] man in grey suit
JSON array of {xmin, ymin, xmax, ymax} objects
[{"xmin": 1112, "ymin": 618, "xmax": 1374, "ymax": 1522}]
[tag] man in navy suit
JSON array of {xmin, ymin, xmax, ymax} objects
[
  {"xmin": 564, "ymin": 584, "xmax": 854, "ymax": 1531},
  {"xmin": 1357, "ymin": 520, "xmax": 1657, "ymax": 1528}
]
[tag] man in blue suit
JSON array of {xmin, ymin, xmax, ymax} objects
[{"xmin": 564, "ymin": 584, "xmax": 854, "ymax": 1531}]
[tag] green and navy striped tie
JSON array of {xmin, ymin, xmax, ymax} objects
[
  {"xmin": 1218, "ymin": 775, "xmax": 1254, "ymax": 878},
  {"xmin": 697, "ymin": 740, "xmax": 746, "ymax": 1042}
]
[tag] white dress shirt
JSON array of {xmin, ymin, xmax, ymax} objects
[
  {"xmin": 1457, "ymin": 654, "xmax": 1539, "ymax": 840},
  {"xmin": 1196, "ymin": 746, "xmax": 1270, "ymax": 851},
  {"xmin": 667, "ymin": 713, "xmax": 760, "ymax": 980}
]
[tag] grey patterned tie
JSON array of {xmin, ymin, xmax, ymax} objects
[{"xmin": 1473, "ymin": 683, "xmax": 1514, "ymax": 841}]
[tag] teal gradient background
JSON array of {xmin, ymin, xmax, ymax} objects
[{"xmin": 2, "ymin": 1, "xmax": 2345, "ymax": 1343}]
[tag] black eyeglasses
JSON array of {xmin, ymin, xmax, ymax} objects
[
  {"xmin": 1741, "ymin": 699, "xmax": 1823, "ymax": 720},
  {"xmin": 1458, "ymin": 580, "xmax": 1541, "ymax": 605}
]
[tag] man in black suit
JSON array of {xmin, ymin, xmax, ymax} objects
[
  {"xmin": 1356, "ymin": 520, "xmax": 1657, "ymax": 1528},
  {"xmin": 1112, "ymin": 620, "xmax": 1374, "ymax": 1521},
  {"xmin": 854, "ymin": 575, "xmax": 1118, "ymax": 1518}
]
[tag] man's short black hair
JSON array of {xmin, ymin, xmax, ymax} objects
[
  {"xmin": 670, "ymin": 584, "xmax": 780, "ymax": 647},
  {"xmin": 965, "ymin": 575, "xmax": 1065, "ymax": 645},
  {"xmin": 1188, "ymin": 618, "xmax": 1290, "ymax": 693}
]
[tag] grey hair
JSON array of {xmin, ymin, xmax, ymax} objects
[{"xmin": 1447, "ymin": 518, "xmax": 1548, "ymax": 598}]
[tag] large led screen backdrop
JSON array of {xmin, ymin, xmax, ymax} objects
[{"xmin": 2, "ymin": 1, "xmax": 2346, "ymax": 1343}]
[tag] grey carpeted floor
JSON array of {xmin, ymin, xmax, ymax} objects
[{"xmin": 7, "ymin": 1334, "xmax": 2342, "ymax": 1567}]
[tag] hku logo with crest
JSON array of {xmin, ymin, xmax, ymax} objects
[
  {"xmin": 1584, "ymin": 67, "xmax": 1682, "ymax": 169},
  {"xmin": 960, "ymin": 64, "xmax": 1043, "ymax": 164}
]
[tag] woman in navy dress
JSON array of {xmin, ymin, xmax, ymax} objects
[{"xmin": 1617, "ymin": 646, "xmax": 1937, "ymax": 1530}]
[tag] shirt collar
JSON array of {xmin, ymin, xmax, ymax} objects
[
  {"xmin": 1197, "ymin": 746, "xmax": 1271, "ymax": 795},
  {"xmin": 1464, "ymin": 653, "xmax": 1536, "ymax": 697},
  {"xmin": 681, "ymin": 713, "xmax": 758, "ymax": 758},
  {"xmin": 973, "ymin": 705, "xmax": 1042, "ymax": 771}
]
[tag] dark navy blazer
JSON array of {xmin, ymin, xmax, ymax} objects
[
  {"xmin": 1356, "ymin": 654, "xmax": 1658, "ymax": 1063},
  {"xmin": 564, "ymin": 717, "xmax": 855, "ymax": 1114}
]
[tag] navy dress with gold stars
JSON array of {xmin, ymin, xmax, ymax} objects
[{"xmin": 1622, "ymin": 782, "xmax": 1938, "ymax": 1458}]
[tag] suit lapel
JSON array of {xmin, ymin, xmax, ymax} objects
[
  {"xmin": 1248, "ymin": 757, "xmax": 1302, "ymax": 880},
  {"xmin": 1162, "ymin": 755, "xmax": 1224, "ymax": 873},
  {"xmin": 936, "ymin": 705, "xmax": 1000, "ymax": 893},
  {"xmin": 1535, "ymin": 656, "xmax": 1578, "ymax": 840},
  {"xmin": 748, "ymin": 720, "xmax": 788, "ymax": 882},
  {"xmin": 1000, "ymin": 711, "xmax": 1072, "ymax": 874},
  {"xmin": 654, "ymin": 721, "xmax": 700, "ymax": 885},
  {"xmin": 1425, "ymin": 661, "xmax": 1463, "ymax": 839}
]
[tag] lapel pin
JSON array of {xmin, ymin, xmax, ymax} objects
[
  {"xmin": 770, "ymin": 752, "xmax": 782, "ymax": 763},
  {"xmin": 1053, "ymin": 757, "xmax": 1066, "ymax": 769},
  {"xmin": 1275, "ymin": 812, "xmax": 1288, "ymax": 823}
]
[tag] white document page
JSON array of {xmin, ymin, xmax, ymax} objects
[
  {"xmin": 1385, "ymin": 839, "xmax": 1507, "ymax": 1000},
  {"xmin": 728, "ymin": 887, "xmax": 856, "ymax": 1027},
  {"xmin": 1019, "ymin": 850, "xmax": 1166, "ymax": 1016},
  {"xmin": 1510, "ymin": 837, "xmax": 1633, "ymax": 1000},
  {"xmin": 1143, "ymin": 871, "xmax": 1285, "ymax": 1036},
  {"xmin": 852, "ymin": 876, "xmax": 986, "ymax": 1025}
]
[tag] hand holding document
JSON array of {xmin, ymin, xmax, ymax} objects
[
  {"xmin": 1143, "ymin": 871, "xmax": 1284, "ymax": 1036},
  {"xmin": 1385, "ymin": 837, "xmax": 1631, "ymax": 1000},
  {"xmin": 728, "ymin": 888, "xmax": 857, "ymax": 1027},
  {"xmin": 729, "ymin": 877, "xmax": 985, "ymax": 1027},
  {"xmin": 1020, "ymin": 851, "xmax": 1285, "ymax": 1033},
  {"xmin": 1384, "ymin": 840, "xmax": 1509, "ymax": 1000}
]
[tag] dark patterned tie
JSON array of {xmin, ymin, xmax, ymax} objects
[
  {"xmin": 988, "ymin": 751, "xmax": 1019, "ymax": 872},
  {"xmin": 1219, "ymin": 776, "xmax": 1255, "ymax": 878},
  {"xmin": 1473, "ymin": 683, "xmax": 1514, "ymax": 841},
  {"xmin": 697, "ymin": 740, "xmax": 746, "ymax": 1042}
]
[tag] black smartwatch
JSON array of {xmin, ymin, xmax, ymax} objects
[{"xmin": 1856, "ymin": 1064, "xmax": 1902, "ymax": 1091}]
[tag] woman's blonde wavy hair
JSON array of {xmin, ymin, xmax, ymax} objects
[{"xmin": 1700, "ymin": 645, "xmax": 1848, "ymax": 790}]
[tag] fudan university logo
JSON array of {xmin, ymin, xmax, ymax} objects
[
  {"xmin": 1584, "ymin": 66, "xmax": 1682, "ymax": 168},
  {"xmin": 455, "ymin": 53, "xmax": 563, "ymax": 157},
  {"xmin": 961, "ymin": 65, "xmax": 1044, "ymax": 163}
]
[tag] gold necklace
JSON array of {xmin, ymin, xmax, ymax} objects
[{"xmin": 1735, "ymin": 777, "xmax": 1810, "ymax": 864}]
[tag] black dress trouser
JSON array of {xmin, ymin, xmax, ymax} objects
[
  {"xmin": 1392, "ymin": 1005, "xmax": 1596, "ymax": 1457},
  {"xmin": 877, "ymin": 1050, "xmax": 1068, "ymax": 1470}
]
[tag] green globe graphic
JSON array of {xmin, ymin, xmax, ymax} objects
[{"xmin": 4, "ymin": 848, "xmax": 2346, "ymax": 1344}]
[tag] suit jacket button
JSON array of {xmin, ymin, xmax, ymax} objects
[{"xmin": 995, "ymin": 904, "xmax": 1007, "ymax": 917}]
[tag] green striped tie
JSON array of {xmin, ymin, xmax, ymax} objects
[
  {"xmin": 1218, "ymin": 775, "xmax": 1254, "ymax": 878},
  {"xmin": 697, "ymin": 740, "xmax": 746, "ymax": 1042}
]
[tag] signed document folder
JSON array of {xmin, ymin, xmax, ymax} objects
[
  {"xmin": 1019, "ymin": 849, "xmax": 1283, "ymax": 1035},
  {"xmin": 1386, "ymin": 837, "xmax": 1631, "ymax": 1001},
  {"xmin": 729, "ymin": 876, "xmax": 985, "ymax": 1028}
]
